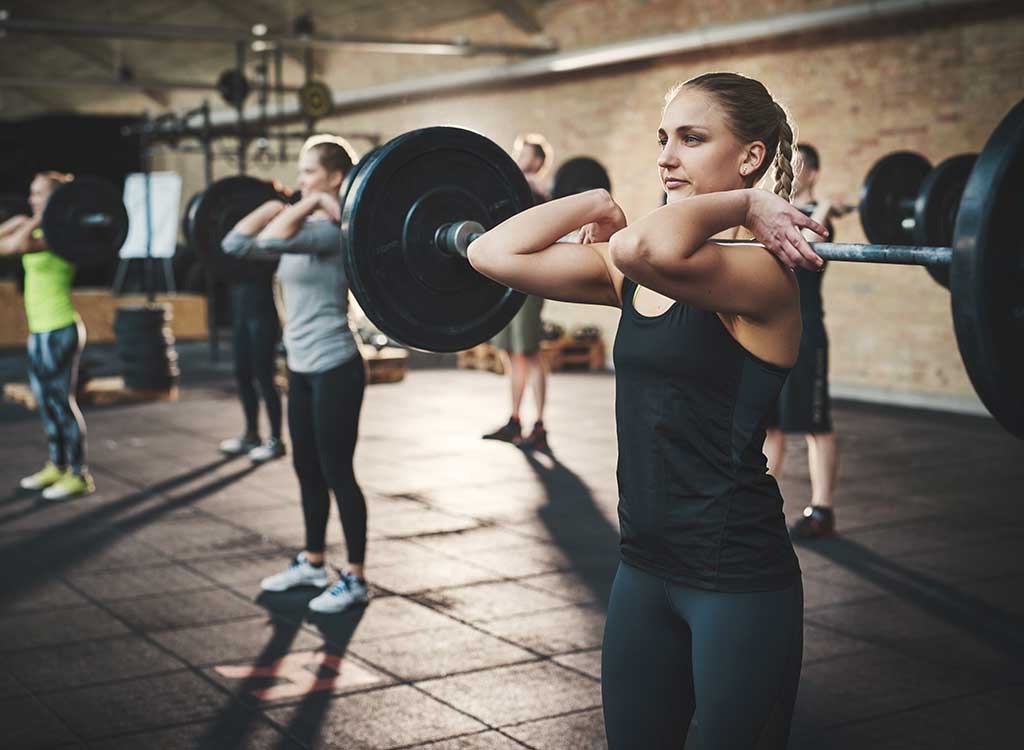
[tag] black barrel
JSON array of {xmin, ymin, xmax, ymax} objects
[{"xmin": 114, "ymin": 305, "xmax": 180, "ymax": 390}]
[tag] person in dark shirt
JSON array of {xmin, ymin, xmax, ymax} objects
[
  {"xmin": 467, "ymin": 72, "xmax": 828, "ymax": 749},
  {"xmin": 764, "ymin": 143, "xmax": 850, "ymax": 539}
]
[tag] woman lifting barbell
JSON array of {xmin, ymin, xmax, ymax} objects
[
  {"xmin": 468, "ymin": 72, "xmax": 828, "ymax": 749},
  {"xmin": 0, "ymin": 172, "xmax": 94, "ymax": 501},
  {"xmin": 221, "ymin": 136, "xmax": 370, "ymax": 615}
]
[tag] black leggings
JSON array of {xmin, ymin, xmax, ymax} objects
[
  {"xmin": 602, "ymin": 563, "xmax": 803, "ymax": 750},
  {"xmin": 27, "ymin": 319, "xmax": 87, "ymax": 475},
  {"xmin": 288, "ymin": 357, "xmax": 367, "ymax": 563},
  {"xmin": 230, "ymin": 281, "xmax": 282, "ymax": 440}
]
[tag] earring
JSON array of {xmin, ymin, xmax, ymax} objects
[{"xmin": 740, "ymin": 166, "xmax": 749, "ymax": 175}]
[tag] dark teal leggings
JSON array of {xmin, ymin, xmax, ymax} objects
[{"xmin": 602, "ymin": 563, "xmax": 803, "ymax": 749}]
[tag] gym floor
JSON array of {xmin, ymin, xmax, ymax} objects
[{"xmin": 1, "ymin": 347, "xmax": 1022, "ymax": 749}]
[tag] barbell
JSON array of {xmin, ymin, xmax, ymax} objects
[
  {"xmin": 33, "ymin": 177, "xmax": 129, "ymax": 267},
  {"xmin": 339, "ymin": 97, "xmax": 1022, "ymax": 439}
]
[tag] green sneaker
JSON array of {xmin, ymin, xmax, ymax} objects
[
  {"xmin": 42, "ymin": 471, "xmax": 96, "ymax": 501},
  {"xmin": 19, "ymin": 462, "xmax": 65, "ymax": 490}
]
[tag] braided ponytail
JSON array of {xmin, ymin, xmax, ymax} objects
[{"xmin": 772, "ymin": 104, "xmax": 795, "ymax": 203}]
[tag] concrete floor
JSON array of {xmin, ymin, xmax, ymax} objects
[{"xmin": 1, "ymin": 355, "xmax": 1022, "ymax": 749}]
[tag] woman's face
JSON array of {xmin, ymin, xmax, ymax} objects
[
  {"xmin": 658, "ymin": 89, "xmax": 763, "ymax": 204},
  {"xmin": 29, "ymin": 176, "xmax": 55, "ymax": 218},
  {"xmin": 296, "ymin": 149, "xmax": 344, "ymax": 195}
]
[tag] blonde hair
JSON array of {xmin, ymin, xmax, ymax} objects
[
  {"xmin": 300, "ymin": 134, "xmax": 357, "ymax": 174},
  {"xmin": 513, "ymin": 132, "xmax": 553, "ymax": 175},
  {"xmin": 665, "ymin": 72, "xmax": 795, "ymax": 203},
  {"xmin": 34, "ymin": 171, "xmax": 74, "ymax": 191}
]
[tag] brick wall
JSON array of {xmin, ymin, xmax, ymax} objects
[{"xmin": 154, "ymin": 1, "xmax": 1024, "ymax": 405}]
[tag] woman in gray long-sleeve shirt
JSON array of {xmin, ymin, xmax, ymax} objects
[{"xmin": 222, "ymin": 136, "xmax": 369, "ymax": 615}]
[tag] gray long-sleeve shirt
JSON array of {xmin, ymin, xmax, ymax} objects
[{"xmin": 222, "ymin": 220, "xmax": 359, "ymax": 374}]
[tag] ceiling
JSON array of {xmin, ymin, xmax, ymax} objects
[{"xmin": 0, "ymin": 0, "xmax": 557, "ymax": 119}]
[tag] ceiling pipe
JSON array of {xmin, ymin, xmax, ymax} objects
[{"xmin": 0, "ymin": 15, "xmax": 557, "ymax": 57}]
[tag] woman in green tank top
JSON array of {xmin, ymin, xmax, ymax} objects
[{"xmin": 0, "ymin": 172, "xmax": 94, "ymax": 500}]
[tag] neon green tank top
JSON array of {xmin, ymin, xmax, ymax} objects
[{"xmin": 22, "ymin": 230, "xmax": 77, "ymax": 333}]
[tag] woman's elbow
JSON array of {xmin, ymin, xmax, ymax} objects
[
  {"xmin": 467, "ymin": 236, "xmax": 498, "ymax": 277},
  {"xmin": 608, "ymin": 230, "xmax": 647, "ymax": 274}
]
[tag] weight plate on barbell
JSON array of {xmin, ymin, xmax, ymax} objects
[
  {"xmin": 298, "ymin": 80, "xmax": 333, "ymax": 119},
  {"xmin": 859, "ymin": 151, "xmax": 932, "ymax": 245},
  {"xmin": 915, "ymin": 153, "xmax": 977, "ymax": 290},
  {"xmin": 341, "ymin": 127, "xmax": 531, "ymax": 352},
  {"xmin": 951, "ymin": 97, "xmax": 1024, "ymax": 439},
  {"xmin": 189, "ymin": 176, "xmax": 280, "ymax": 281},
  {"xmin": 41, "ymin": 176, "xmax": 129, "ymax": 268}
]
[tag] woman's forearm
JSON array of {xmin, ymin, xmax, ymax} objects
[
  {"xmin": 0, "ymin": 219, "xmax": 40, "ymax": 256},
  {"xmin": 0, "ymin": 215, "xmax": 29, "ymax": 240},
  {"xmin": 470, "ymin": 189, "xmax": 616, "ymax": 260},
  {"xmin": 231, "ymin": 200, "xmax": 286, "ymax": 237},
  {"xmin": 257, "ymin": 195, "xmax": 321, "ymax": 240},
  {"xmin": 610, "ymin": 189, "xmax": 752, "ymax": 270}
]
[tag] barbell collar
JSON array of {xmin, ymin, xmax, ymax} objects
[{"xmin": 435, "ymin": 220, "xmax": 485, "ymax": 259}]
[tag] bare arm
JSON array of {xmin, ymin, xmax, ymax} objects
[
  {"xmin": 231, "ymin": 200, "xmax": 287, "ymax": 237},
  {"xmin": 0, "ymin": 214, "xmax": 30, "ymax": 240},
  {"xmin": 467, "ymin": 189, "xmax": 625, "ymax": 307},
  {"xmin": 258, "ymin": 192, "xmax": 339, "ymax": 241},
  {"xmin": 0, "ymin": 216, "xmax": 44, "ymax": 256},
  {"xmin": 609, "ymin": 189, "xmax": 826, "ymax": 320}
]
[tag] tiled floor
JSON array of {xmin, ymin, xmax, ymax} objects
[{"xmin": 1, "ymin": 361, "xmax": 1022, "ymax": 749}]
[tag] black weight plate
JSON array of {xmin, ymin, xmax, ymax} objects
[
  {"xmin": 41, "ymin": 176, "xmax": 129, "ymax": 267},
  {"xmin": 859, "ymin": 152, "xmax": 931, "ymax": 245},
  {"xmin": 342, "ymin": 127, "xmax": 530, "ymax": 352},
  {"xmin": 217, "ymin": 69, "xmax": 250, "ymax": 108},
  {"xmin": 951, "ymin": 97, "xmax": 1024, "ymax": 439},
  {"xmin": 190, "ymin": 176, "xmax": 280, "ymax": 281},
  {"xmin": 915, "ymin": 153, "xmax": 977, "ymax": 290}
]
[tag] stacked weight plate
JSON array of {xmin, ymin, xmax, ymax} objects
[{"xmin": 114, "ymin": 305, "xmax": 180, "ymax": 390}]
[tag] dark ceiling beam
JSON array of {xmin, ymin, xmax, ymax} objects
[{"xmin": 489, "ymin": 0, "xmax": 545, "ymax": 34}]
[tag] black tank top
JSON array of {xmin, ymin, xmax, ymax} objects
[{"xmin": 613, "ymin": 278, "xmax": 801, "ymax": 592}]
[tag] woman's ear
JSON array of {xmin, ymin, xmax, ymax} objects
[{"xmin": 739, "ymin": 141, "xmax": 767, "ymax": 178}]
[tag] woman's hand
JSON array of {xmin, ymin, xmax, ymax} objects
[
  {"xmin": 0, "ymin": 215, "xmax": 39, "ymax": 256},
  {"xmin": 745, "ymin": 190, "xmax": 829, "ymax": 270},
  {"xmin": 317, "ymin": 191, "xmax": 342, "ymax": 223},
  {"xmin": 579, "ymin": 191, "xmax": 627, "ymax": 244}
]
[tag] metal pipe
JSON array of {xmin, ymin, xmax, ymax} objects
[
  {"xmin": 0, "ymin": 75, "xmax": 301, "ymax": 93},
  {"xmin": 814, "ymin": 242, "xmax": 952, "ymax": 267},
  {"xmin": 132, "ymin": 0, "xmax": 995, "ymax": 136},
  {"xmin": 0, "ymin": 16, "xmax": 556, "ymax": 56}
]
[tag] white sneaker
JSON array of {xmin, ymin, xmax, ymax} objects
[
  {"xmin": 220, "ymin": 435, "xmax": 260, "ymax": 456},
  {"xmin": 308, "ymin": 571, "xmax": 369, "ymax": 614},
  {"xmin": 260, "ymin": 552, "xmax": 330, "ymax": 592},
  {"xmin": 249, "ymin": 437, "xmax": 286, "ymax": 464}
]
